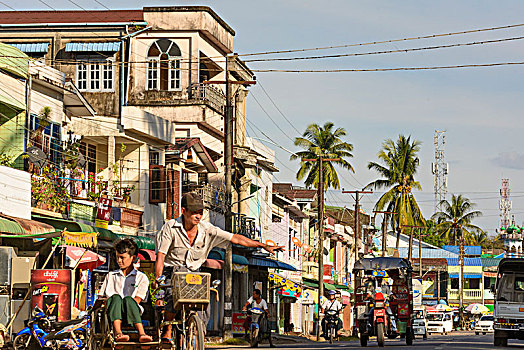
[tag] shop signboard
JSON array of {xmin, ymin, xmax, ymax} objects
[
  {"xmin": 95, "ymin": 197, "xmax": 112, "ymax": 229},
  {"xmin": 31, "ymin": 269, "xmax": 73, "ymax": 322},
  {"xmin": 232, "ymin": 312, "xmax": 246, "ymax": 335}
]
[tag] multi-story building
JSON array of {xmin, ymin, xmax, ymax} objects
[{"xmin": 0, "ymin": 7, "xmax": 266, "ymax": 236}]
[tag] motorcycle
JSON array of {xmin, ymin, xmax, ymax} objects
[
  {"xmin": 245, "ymin": 307, "xmax": 273, "ymax": 348},
  {"xmin": 13, "ymin": 306, "xmax": 88, "ymax": 350},
  {"xmin": 324, "ymin": 309, "xmax": 340, "ymax": 344}
]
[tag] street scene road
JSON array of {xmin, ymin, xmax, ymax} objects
[{"xmin": 215, "ymin": 332, "xmax": 524, "ymax": 350}]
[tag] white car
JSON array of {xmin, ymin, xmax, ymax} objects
[{"xmin": 475, "ymin": 315, "xmax": 494, "ymax": 335}]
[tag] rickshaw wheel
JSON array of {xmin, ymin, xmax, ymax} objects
[
  {"xmin": 377, "ymin": 323, "xmax": 385, "ymax": 347},
  {"xmin": 406, "ymin": 327, "xmax": 414, "ymax": 346},
  {"xmin": 359, "ymin": 333, "xmax": 368, "ymax": 347},
  {"xmin": 186, "ymin": 314, "xmax": 204, "ymax": 350}
]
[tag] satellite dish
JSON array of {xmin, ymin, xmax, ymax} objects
[
  {"xmin": 76, "ymin": 153, "xmax": 86, "ymax": 168},
  {"xmin": 26, "ymin": 146, "xmax": 48, "ymax": 168}
]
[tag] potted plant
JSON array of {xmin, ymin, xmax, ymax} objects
[{"xmin": 122, "ymin": 185, "xmax": 135, "ymax": 203}]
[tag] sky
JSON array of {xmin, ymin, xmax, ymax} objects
[{"xmin": 8, "ymin": 0, "xmax": 524, "ymax": 233}]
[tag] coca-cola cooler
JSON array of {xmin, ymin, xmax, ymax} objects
[{"xmin": 30, "ymin": 270, "xmax": 73, "ymax": 322}]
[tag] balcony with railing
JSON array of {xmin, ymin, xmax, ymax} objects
[
  {"xmin": 188, "ymin": 83, "xmax": 226, "ymax": 115},
  {"xmin": 447, "ymin": 289, "xmax": 483, "ymax": 300},
  {"xmin": 232, "ymin": 213, "xmax": 257, "ymax": 240}
]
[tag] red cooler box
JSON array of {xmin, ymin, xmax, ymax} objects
[{"xmin": 31, "ymin": 269, "xmax": 73, "ymax": 322}]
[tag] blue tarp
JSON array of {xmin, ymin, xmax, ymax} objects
[
  {"xmin": 446, "ymin": 257, "xmax": 482, "ymax": 266},
  {"xmin": 65, "ymin": 42, "xmax": 121, "ymax": 52},
  {"xmin": 443, "ymin": 245, "xmax": 482, "ymax": 256},
  {"xmin": 10, "ymin": 42, "xmax": 49, "ymax": 53},
  {"xmin": 248, "ymin": 257, "xmax": 297, "ymax": 271},
  {"xmin": 449, "ymin": 273, "xmax": 483, "ymax": 279}
]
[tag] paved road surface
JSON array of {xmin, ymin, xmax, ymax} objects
[{"xmin": 212, "ymin": 331, "xmax": 524, "ymax": 350}]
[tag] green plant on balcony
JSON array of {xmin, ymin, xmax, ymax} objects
[
  {"xmin": 31, "ymin": 165, "xmax": 70, "ymax": 212},
  {"xmin": 86, "ymin": 170, "xmax": 106, "ymax": 201}
]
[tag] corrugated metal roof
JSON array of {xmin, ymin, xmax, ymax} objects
[
  {"xmin": 0, "ymin": 93, "xmax": 25, "ymax": 111},
  {"xmin": 446, "ymin": 257, "xmax": 482, "ymax": 266},
  {"xmin": 397, "ymin": 247, "xmax": 458, "ymax": 259},
  {"xmin": 443, "ymin": 245, "xmax": 482, "ymax": 256},
  {"xmin": 449, "ymin": 273, "xmax": 483, "ymax": 279},
  {"xmin": 10, "ymin": 42, "xmax": 48, "ymax": 53},
  {"xmin": 481, "ymin": 258, "xmax": 503, "ymax": 267},
  {"xmin": 0, "ymin": 42, "xmax": 28, "ymax": 78},
  {"xmin": 65, "ymin": 42, "xmax": 120, "ymax": 52},
  {"xmin": 0, "ymin": 10, "xmax": 144, "ymax": 24}
]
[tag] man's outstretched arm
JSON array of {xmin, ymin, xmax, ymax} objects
[{"xmin": 230, "ymin": 234, "xmax": 284, "ymax": 254}]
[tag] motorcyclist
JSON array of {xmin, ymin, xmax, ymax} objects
[
  {"xmin": 367, "ymin": 275, "xmax": 398, "ymax": 332},
  {"xmin": 242, "ymin": 289, "xmax": 274, "ymax": 347},
  {"xmin": 320, "ymin": 290, "xmax": 343, "ymax": 338}
]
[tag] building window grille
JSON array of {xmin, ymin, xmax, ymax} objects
[
  {"xmin": 146, "ymin": 39, "xmax": 182, "ymax": 91},
  {"xmin": 76, "ymin": 58, "xmax": 114, "ymax": 92}
]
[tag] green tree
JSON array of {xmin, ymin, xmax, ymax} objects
[
  {"xmin": 366, "ymin": 135, "xmax": 425, "ymax": 248},
  {"xmin": 290, "ymin": 122, "xmax": 354, "ymax": 189},
  {"xmin": 468, "ymin": 231, "xmax": 488, "ymax": 247},
  {"xmin": 421, "ymin": 219, "xmax": 446, "ymax": 248},
  {"xmin": 432, "ymin": 194, "xmax": 483, "ymax": 245}
]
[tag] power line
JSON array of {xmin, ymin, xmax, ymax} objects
[
  {"xmin": 236, "ymin": 22, "xmax": 524, "ymax": 57},
  {"xmin": 249, "ymin": 61, "xmax": 524, "ymax": 73},
  {"xmin": 243, "ymin": 36, "xmax": 524, "ymax": 63}
]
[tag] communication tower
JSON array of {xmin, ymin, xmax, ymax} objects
[
  {"xmin": 432, "ymin": 130, "xmax": 448, "ymax": 213},
  {"xmin": 500, "ymin": 179, "xmax": 512, "ymax": 229}
]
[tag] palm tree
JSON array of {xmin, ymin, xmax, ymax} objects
[
  {"xmin": 365, "ymin": 135, "xmax": 425, "ymax": 249},
  {"xmin": 432, "ymin": 194, "xmax": 483, "ymax": 245},
  {"xmin": 290, "ymin": 122, "xmax": 354, "ymax": 189},
  {"xmin": 468, "ymin": 231, "xmax": 488, "ymax": 247}
]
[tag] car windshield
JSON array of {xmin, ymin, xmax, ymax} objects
[
  {"xmin": 427, "ymin": 313, "xmax": 444, "ymax": 321},
  {"xmin": 481, "ymin": 315, "xmax": 494, "ymax": 321}
]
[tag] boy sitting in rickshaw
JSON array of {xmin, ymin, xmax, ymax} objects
[{"xmin": 98, "ymin": 238, "xmax": 153, "ymax": 344}]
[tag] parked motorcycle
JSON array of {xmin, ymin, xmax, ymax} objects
[{"xmin": 13, "ymin": 306, "xmax": 88, "ymax": 350}]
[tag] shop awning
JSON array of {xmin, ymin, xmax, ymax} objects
[
  {"xmin": 32, "ymin": 215, "xmax": 118, "ymax": 241},
  {"xmin": 303, "ymin": 279, "xmax": 337, "ymax": 291},
  {"xmin": 0, "ymin": 93, "xmax": 25, "ymax": 111},
  {"xmin": 449, "ymin": 273, "xmax": 483, "ymax": 279},
  {"xmin": 65, "ymin": 42, "xmax": 121, "ymax": 52},
  {"xmin": 248, "ymin": 256, "xmax": 297, "ymax": 271},
  {"xmin": 10, "ymin": 42, "xmax": 49, "ymax": 53},
  {"xmin": 116, "ymin": 234, "xmax": 155, "ymax": 250},
  {"xmin": 0, "ymin": 214, "xmax": 57, "ymax": 238},
  {"xmin": 208, "ymin": 249, "xmax": 249, "ymax": 265}
]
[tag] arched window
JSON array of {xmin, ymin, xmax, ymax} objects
[{"xmin": 146, "ymin": 39, "xmax": 182, "ymax": 91}]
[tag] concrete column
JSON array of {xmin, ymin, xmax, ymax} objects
[{"xmin": 107, "ymin": 136, "xmax": 115, "ymax": 192}]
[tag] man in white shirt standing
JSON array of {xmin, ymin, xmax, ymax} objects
[
  {"xmin": 320, "ymin": 290, "xmax": 343, "ymax": 338},
  {"xmin": 99, "ymin": 238, "xmax": 152, "ymax": 344}
]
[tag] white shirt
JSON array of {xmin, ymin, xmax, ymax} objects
[
  {"xmin": 247, "ymin": 297, "xmax": 268, "ymax": 310},
  {"xmin": 99, "ymin": 268, "xmax": 149, "ymax": 301},
  {"xmin": 321, "ymin": 298, "xmax": 343, "ymax": 312},
  {"xmin": 376, "ymin": 283, "xmax": 392, "ymax": 297},
  {"xmin": 156, "ymin": 216, "xmax": 234, "ymax": 271}
]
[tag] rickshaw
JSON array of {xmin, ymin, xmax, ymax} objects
[
  {"xmin": 88, "ymin": 269, "xmax": 220, "ymax": 350},
  {"xmin": 353, "ymin": 257, "xmax": 414, "ymax": 347}
]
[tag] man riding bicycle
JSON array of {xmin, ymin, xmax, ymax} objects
[{"xmin": 153, "ymin": 192, "xmax": 283, "ymax": 343}]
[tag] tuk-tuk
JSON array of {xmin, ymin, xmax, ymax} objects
[{"xmin": 353, "ymin": 257, "xmax": 414, "ymax": 347}]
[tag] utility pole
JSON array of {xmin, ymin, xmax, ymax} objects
[
  {"xmin": 223, "ymin": 54, "xmax": 234, "ymax": 340},
  {"xmin": 458, "ymin": 230, "xmax": 465, "ymax": 330},
  {"xmin": 402, "ymin": 225, "xmax": 425, "ymax": 271},
  {"xmin": 373, "ymin": 211, "xmax": 396, "ymax": 257},
  {"xmin": 221, "ymin": 54, "xmax": 256, "ymax": 339},
  {"xmin": 342, "ymin": 190, "xmax": 373, "ymax": 264},
  {"xmin": 303, "ymin": 157, "xmax": 338, "ymax": 341}
]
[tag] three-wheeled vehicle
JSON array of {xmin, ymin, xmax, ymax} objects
[
  {"xmin": 353, "ymin": 257, "xmax": 415, "ymax": 347},
  {"xmin": 413, "ymin": 305, "xmax": 428, "ymax": 339}
]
